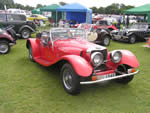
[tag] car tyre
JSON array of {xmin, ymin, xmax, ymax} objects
[
  {"xmin": 21, "ymin": 28, "xmax": 31, "ymax": 39},
  {"xmin": 61, "ymin": 63, "xmax": 80, "ymax": 95},
  {"xmin": 103, "ymin": 35, "xmax": 110, "ymax": 46},
  {"xmin": 129, "ymin": 35, "xmax": 136, "ymax": 44},
  {"xmin": 29, "ymin": 45, "xmax": 34, "ymax": 62},
  {"xmin": 116, "ymin": 65, "xmax": 134, "ymax": 84},
  {"xmin": 0, "ymin": 40, "xmax": 10, "ymax": 54}
]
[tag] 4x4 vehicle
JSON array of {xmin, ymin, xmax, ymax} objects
[
  {"xmin": 78, "ymin": 23, "xmax": 112, "ymax": 46},
  {"xmin": 95, "ymin": 20, "xmax": 117, "ymax": 31},
  {"xmin": 111, "ymin": 23, "xmax": 150, "ymax": 44},
  {"xmin": 0, "ymin": 26, "xmax": 17, "ymax": 54},
  {"xmin": 0, "ymin": 13, "xmax": 36, "ymax": 39},
  {"xmin": 26, "ymin": 28, "xmax": 139, "ymax": 95}
]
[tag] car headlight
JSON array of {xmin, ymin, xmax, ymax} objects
[
  {"xmin": 110, "ymin": 51, "xmax": 122, "ymax": 63},
  {"xmin": 91, "ymin": 52, "xmax": 104, "ymax": 67}
]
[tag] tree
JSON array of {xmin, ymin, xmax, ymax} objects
[
  {"xmin": 59, "ymin": 1, "xmax": 67, "ymax": 6},
  {"xmin": 36, "ymin": 4, "xmax": 44, "ymax": 9},
  {"xmin": 98, "ymin": 7, "xmax": 105, "ymax": 14},
  {"xmin": 0, "ymin": 0, "xmax": 14, "ymax": 9},
  {"xmin": 105, "ymin": 3, "xmax": 121, "ymax": 14},
  {"xmin": 90, "ymin": 7, "xmax": 98, "ymax": 13}
]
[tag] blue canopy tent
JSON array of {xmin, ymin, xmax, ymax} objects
[{"xmin": 56, "ymin": 3, "xmax": 92, "ymax": 24}]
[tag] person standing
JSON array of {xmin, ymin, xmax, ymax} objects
[{"xmin": 126, "ymin": 16, "xmax": 129, "ymax": 28}]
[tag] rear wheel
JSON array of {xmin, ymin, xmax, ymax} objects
[
  {"xmin": 0, "ymin": 40, "xmax": 10, "ymax": 54},
  {"xmin": 61, "ymin": 63, "xmax": 80, "ymax": 95},
  {"xmin": 103, "ymin": 35, "xmax": 110, "ymax": 46},
  {"xmin": 115, "ymin": 65, "xmax": 134, "ymax": 84},
  {"xmin": 29, "ymin": 45, "xmax": 34, "ymax": 62},
  {"xmin": 21, "ymin": 28, "xmax": 31, "ymax": 39}
]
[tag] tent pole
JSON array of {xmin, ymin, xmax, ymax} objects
[
  {"xmin": 86, "ymin": 12, "xmax": 88, "ymax": 23},
  {"xmin": 56, "ymin": 11, "xmax": 58, "ymax": 27}
]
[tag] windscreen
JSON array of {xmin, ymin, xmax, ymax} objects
[{"xmin": 51, "ymin": 28, "xmax": 86, "ymax": 41}]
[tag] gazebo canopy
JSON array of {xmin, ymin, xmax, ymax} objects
[
  {"xmin": 40, "ymin": 4, "xmax": 60, "ymax": 12},
  {"xmin": 56, "ymin": 3, "xmax": 92, "ymax": 24},
  {"xmin": 124, "ymin": 4, "xmax": 150, "ymax": 15},
  {"xmin": 40, "ymin": 4, "xmax": 62, "ymax": 23},
  {"xmin": 57, "ymin": 3, "xmax": 92, "ymax": 13},
  {"xmin": 32, "ymin": 8, "xmax": 42, "ymax": 14}
]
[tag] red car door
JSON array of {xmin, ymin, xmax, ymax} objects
[{"xmin": 39, "ymin": 38, "xmax": 55, "ymax": 62}]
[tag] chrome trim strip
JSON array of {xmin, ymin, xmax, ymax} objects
[{"xmin": 80, "ymin": 70, "xmax": 139, "ymax": 85}]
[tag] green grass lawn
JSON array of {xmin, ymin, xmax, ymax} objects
[{"xmin": 0, "ymin": 38, "xmax": 150, "ymax": 113}]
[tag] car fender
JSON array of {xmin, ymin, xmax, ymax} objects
[
  {"xmin": 60, "ymin": 55, "xmax": 93, "ymax": 77},
  {"xmin": 107, "ymin": 50, "xmax": 139, "ymax": 69},
  {"xmin": 19, "ymin": 25, "xmax": 35, "ymax": 33},
  {"xmin": 127, "ymin": 32, "xmax": 134, "ymax": 37},
  {"xmin": 0, "ymin": 34, "xmax": 15, "ymax": 42},
  {"xmin": 26, "ymin": 38, "xmax": 40, "ymax": 58},
  {"xmin": 108, "ymin": 25, "xmax": 117, "ymax": 30}
]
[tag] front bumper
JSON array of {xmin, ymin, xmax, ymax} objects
[{"xmin": 80, "ymin": 70, "xmax": 139, "ymax": 85}]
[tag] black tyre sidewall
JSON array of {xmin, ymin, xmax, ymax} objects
[
  {"xmin": 116, "ymin": 75, "xmax": 134, "ymax": 84},
  {"xmin": 116, "ymin": 65, "xmax": 134, "ymax": 84},
  {"xmin": 29, "ymin": 45, "xmax": 34, "ymax": 62},
  {"xmin": 61, "ymin": 63, "xmax": 80, "ymax": 95}
]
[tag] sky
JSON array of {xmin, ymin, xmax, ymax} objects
[{"xmin": 14, "ymin": 0, "xmax": 150, "ymax": 8}]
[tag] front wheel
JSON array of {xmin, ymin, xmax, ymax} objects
[
  {"xmin": 115, "ymin": 65, "xmax": 134, "ymax": 84},
  {"xmin": 61, "ymin": 63, "xmax": 80, "ymax": 95},
  {"xmin": 21, "ymin": 28, "xmax": 31, "ymax": 39},
  {"xmin": 0, "ymin": 41, "xmax": 10, "ymax": 54},
  {"xmin": 103, "ymin": 35, "xmax": 110, "ymax": 46}
]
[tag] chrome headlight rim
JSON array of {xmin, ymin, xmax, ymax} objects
[
  {"xmin": 110, "ymin": 51, "xmax": 122, "ymax": 63},
  {"xmin": 91, "ymin": 52, "xmax": 104, "ymax": 67}
]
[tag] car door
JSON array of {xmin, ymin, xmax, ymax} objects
[
  {"xmin": 39, "ymin": 33, "xmax": 55, "ymax": 62},
  {"xmin": 7, "ymin": 14, "xmax": 26, "ymax": 33}
]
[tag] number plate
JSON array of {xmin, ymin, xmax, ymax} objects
[{"xmin": 96, "ymin": 73, "xmax": 116, "ymax": 80}]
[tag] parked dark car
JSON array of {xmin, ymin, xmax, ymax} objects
[
  {"xmin": 78, "ymin": 24, "xmax": 112, "ymax": 46},
  {"xmin": 111, "ymin": 23, "xmax": 150, "ymax": 44},
  {"xmin": 0, "ymin": 13, "xmax": 36, "ymax": 39},
  {"xmin": 0, "ymin": 26, "xmax": 17, "ymax": 54}
]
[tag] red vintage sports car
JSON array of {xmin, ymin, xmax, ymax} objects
[
  {"xmin": 95, "ymin": 20, "xmax": 117, "ymax": 31},
  {"xmin": 26, "ymin": 28, "xmax": 139, "ymax": 95}
]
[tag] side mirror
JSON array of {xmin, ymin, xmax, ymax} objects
[{"xmin": 36, "ymin": 33, "xmax": 41, "ymax": 39}]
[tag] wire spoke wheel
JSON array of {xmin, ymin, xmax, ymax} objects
[
  {"xmin": 63, "ymin": 68, "xmax": 73, "ymax": 90},
  {"xmin": 103, "ymin": 36, "xmax": 110, "ymax": 46},
  {"xmin": 0, "ymin": 41, "xmax": 10, "ymax": 54},
  {"xmin": 29, "ymin": 45, "xmax": 34, "ymax": 62},
  {"xmin": 61, "ymin": 63, "xmax": 80, "ymax": 95},
  {"xmin": 22, "ymin": 29, "xmax": 30, "ymax": 39}
]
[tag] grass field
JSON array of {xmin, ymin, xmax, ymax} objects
[{"xmin": 0, "ymin": 37, "xmax": 150, "ymax": 113}]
